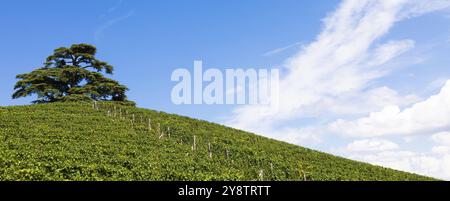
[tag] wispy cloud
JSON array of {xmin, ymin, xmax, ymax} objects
[
  {"xmin": 225, "ymin": 0, "xmax": 450, "ymax": 180},
  {"xmin": 262, "ymin": 42, "xmax": 303, "ymax": 57},
  {"xmin": 227, "ymin": 0, "xmax": 435, "ymax": 133},
  {"xmin": 94, "ymin": 10, "xmax": 135, "ymax": 41},
  {"xmin": 99, "ymin": 0, "xmax": 124, "ymax": 19}
]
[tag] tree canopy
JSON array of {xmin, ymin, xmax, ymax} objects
[{"xmin": 12, "ymin": 44, "xmax": 134, "ymax": 105}]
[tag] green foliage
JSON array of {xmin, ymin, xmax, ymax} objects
[
  {"xmin": 0, "ymin": 103, "xmax": 436, "ymax": 181},
  {"xmin": 12, "ymin": 44, "xmax": 132, "ymax": 104}
]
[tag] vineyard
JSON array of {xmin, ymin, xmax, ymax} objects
[{"xmin": 0, "ymin": 102, "xmax": 435, "ymax": 181}]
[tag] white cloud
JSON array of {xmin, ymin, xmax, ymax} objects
[
  {"xmin": 426, "ymin": 77, "xmax": 450, "ymax": 92},
  {"xmin": 95, "ymin": 10, "xmax": 135, "ymax": 41},
  {"xmin": 274, "ymin": 127, "xmax": 324, "ymax": 146},
  {"xmin": 342, "ymin": 149, "xmax": 450, "ymax": 180},
  {"xmin": 223, "ymin": 0, "xmax": 450, "ymax": 180},
  {"xmin": 432, "ymin": 146, "xmax": 450, "ymax": 155},
  {"xmin": 346, "ymin": 139, "xmax": 399, "ymax": 152},
  {"xmin": 336, "ymin": 130, "xmax": 450, "ymax": 180},
  {"xmin": 365, "ymin": 40, "xmax": 415, "ymax": 67},
  {"xmin": 432, "ymin": 131, "xmax": 450, "ymax": 145},
  {"xmin": 262, "ymin": 42, "xmax": 303, "ymax": 57},
  {"xmin": 399, "ymin": 0, "xmax": 450, "ymax": 19},
  {"xmin": 99, "ymin": 0, "xmax": 124, "ymax": 19},
  {"xmin": 337, "ymin": 138, "xmax": 450, "ymax": 180},
  {"xmin": 329, "ymin": 80, "xmax": 450, "ymax": 137},
  {"xmin": 227, "ymin": 0, "xmax": 449, "ymax": 138},
  {"xmin": 311, "ymin": 86, "xmax": 419, "ymax": 116}
]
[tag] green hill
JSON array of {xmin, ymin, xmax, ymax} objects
[{"xmin": 0, "ymin": 102, "xmax": 434, "ymax": 181}]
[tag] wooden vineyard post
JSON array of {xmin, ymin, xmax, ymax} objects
[
  {"xmin": 167, "ymin": 127, "xmax": 171, "ymax": 138},
  {"xmin": 270, "ymin": 162, "xmax": 274, "ymax": 180},
  {"xmin": 157, "ymin": 123, "xmax": 161, "ymax": 135},
  {"xmin": 208, "ymin": 142, "xmax": 212, "ymax": 159},
  {"xmin": 192, "ymin": 135, "xmax": 197, "ymax": 151},
  {"xmin": 258, "ymin": 170, "xmax": 264, "ymax": 181},
  {"xmin": 132, "ymin": 114, "xmax": 135, "ymax": 125},
  {"xmin": 225, "ymin": 149, "xmax": 229, "ymax": 159},
  {"xmin": 157, "ymin": 123, "xmax": 163, "ymax": 139},
  {"xmin": 148, "ymin": 118, "xmax": 152, "ymax": 131}
]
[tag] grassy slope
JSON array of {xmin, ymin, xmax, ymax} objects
[{"xmin": 0, "ymin": 102, "xmax": 434, "ymax": 181}]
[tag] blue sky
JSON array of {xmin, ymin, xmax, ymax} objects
[
  {"xmin": 2, "ymin": 0, "xmax": 450, "ymax": 179},
  {"xmin": 0, "ymin": 0, "xmax": 335, "ymax": 115}
]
